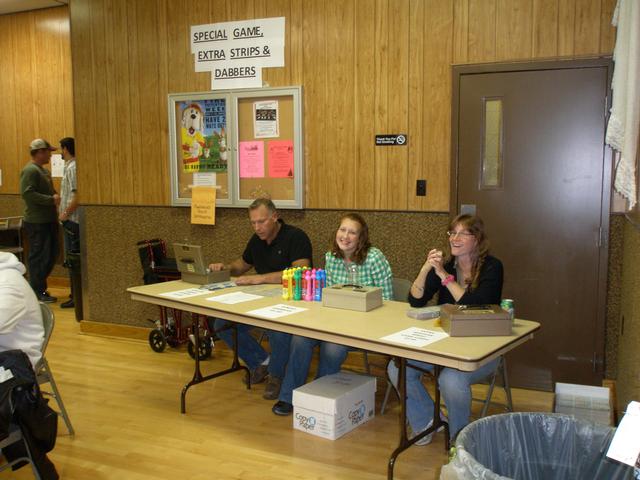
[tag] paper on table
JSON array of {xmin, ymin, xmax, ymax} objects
[
  {"xmin": 200, "ymin": 281, "xmax": 236, "ymax": 291},
  {"xmin": 246, "ymin": 304, "xmax": 307, "ymax": 319},
  {"xmin": 239, "ymin": 141, "xmax": 265, "ymax": 177},
  {"xmin": 606, "ymin": 401, "xmax": 640, "ymax": 467},
  {"xmin": 51, "ymin": 154, "xmax": 65, "ymax": 178},
  {"xmin": 380, "ymin": 327, "xmax": 448, "ymax": 348},
  {"xmin": 206, "ymin": 291, "xmax": 263, "ymax": 304},
  {"xmin": 159, "ymin": 288, "xmax": 210, "ymax": 299}
]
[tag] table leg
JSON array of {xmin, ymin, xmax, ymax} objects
[
  {"xmin": 387, "ymin": 359, "xmax": 450, "ymax": 479},
  {"xmin": 180, "ymin": 319, "xmax": 250, "ymax": 414}
]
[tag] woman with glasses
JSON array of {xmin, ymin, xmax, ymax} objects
[{"xmin": 388, "ymin": 214, "xmax": 503, "ymax": 444}]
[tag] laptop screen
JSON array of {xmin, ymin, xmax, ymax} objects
[{"xmin": 172, "ymin": 243, "xmax": 207, "ymax": 275}]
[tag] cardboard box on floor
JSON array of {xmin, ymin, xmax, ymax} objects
[
  {"xmin": 292, "ymin": 372, "xmax": 376, "ymax": 440},
  {"xmin": 554, "ymin": 382, "xmax": 613, "ymax": 426}
]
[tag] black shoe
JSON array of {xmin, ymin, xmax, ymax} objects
[
  {"xmin": 272, "ymin": 401, "xmax": 293, "ymax": 416},
  {"xmin": 38, "ymin": 293, "xmax": 57, "ymax": 303},
  {"xmin": 60, "ymin": 299, "xmax": 75, "ymax": 308}
]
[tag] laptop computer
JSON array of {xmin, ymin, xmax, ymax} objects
[{"xmin": 172, "ymin": 243, "xmax": 230, "ymax": 284}]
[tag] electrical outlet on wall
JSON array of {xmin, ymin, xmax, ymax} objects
[{"xmin": 416, "ymin": 179, "xmax": 426, "ymax": 196}]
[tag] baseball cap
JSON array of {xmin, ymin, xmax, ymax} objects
[{"xmin": 29, "ymin": 138, "xmax": 57, "ymax": 152}]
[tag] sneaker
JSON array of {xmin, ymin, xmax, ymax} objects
[
  {"xmin": 272, "ymin": 400, "xmax": 293, "ymax": 416},
  {"xmin": 38, "ymin": 293, "xmax": 57, "ymax": 303},
  {"xmin": 263, "ymin": 376, "xmax": 282, "ymax": 400},
  {"xmin": 60, "ymin": 298, "xmax": 75, "ymax": 308},
  {"xmin": 242, "ymin": 365, "xmax": 268, "ymax": 385},
  {"xmin": 412, "ymin": 416, "xmax": 447, "ymax": 446}
]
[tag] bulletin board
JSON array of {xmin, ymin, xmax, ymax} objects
[
  {"xmin": 168, "ymin": 92, "xmax": 233, "ymax": 206},
  {"xmin": 168, "ymin": 87, "xmax": 303, "ymax": 209}
]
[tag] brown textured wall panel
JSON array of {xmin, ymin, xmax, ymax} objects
[
  {"xmin": 83, "ymin": 205, "xmax": 449, "ymax": 326},
  {"xmin": 617, "ymin": 220, "xmax": 640, "ymax": 411}
]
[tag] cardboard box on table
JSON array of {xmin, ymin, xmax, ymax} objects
[
  {"xmin": 322, "ymin": 285, "xmax": 383, "ymax": 312},
  {"xmin": 440, "ymin": 304, "xmax": 512, "ymax": 336},
  {"xmin": 292, "ymin": 372, "xmax": 376, "ymax": 440}
]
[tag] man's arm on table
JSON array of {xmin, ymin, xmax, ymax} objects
[{"xmin": 235, "ymin": 258, "xmax": 311, "ymax": 285}]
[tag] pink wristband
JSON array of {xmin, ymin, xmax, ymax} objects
[{"xmin": 441, "ymin": 274, "xmax": 455, "ymax": 286}]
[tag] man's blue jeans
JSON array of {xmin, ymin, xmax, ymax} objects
[
  {"xmin": 213, "ymin": 319, "xmax": 292, "ymax": 379},
  {"xmin": 387, "ymin": 357, "xmax": 499, "ymax": 439},
  {"xmin": 23, "ymin": 221, "xmax": 59, "ymax": 296},
  {"xmin": 278, "ymin": 336, "xmax": 349, "ymax": 404}
]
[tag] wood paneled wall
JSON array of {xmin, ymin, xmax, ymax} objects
[
  {"xmin": 0, "ymin": 7, "xmax": 73, "ymax": 195},
  {"xmin": 71, "ymin": 0, "xmax": 616, "ymax": 211}
]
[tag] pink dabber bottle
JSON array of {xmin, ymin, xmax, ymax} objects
[{"xmin": 304, "ymin": 269, "xmax": 313, "ymax": 301}]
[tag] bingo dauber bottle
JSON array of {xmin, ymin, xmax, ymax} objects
[
  {"xmin": 282, "ymin": 268, "xmax": 291, "ymax": 300},
  {"xmin": 314, "ymin": 269, "xmax": 324, "ymax": 301},
  {"xmin": 293, "ymin": 268, "xmax": 303, "ymax": 300}
]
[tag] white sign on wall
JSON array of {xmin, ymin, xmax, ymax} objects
[{"xmin": 191, "ymin": 17, "xmax": 285, "ymax": 90}]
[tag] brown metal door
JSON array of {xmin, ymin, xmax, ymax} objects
[{"xmin": 453, "ymin": 60, "xmax": 611, "ymax": 390}]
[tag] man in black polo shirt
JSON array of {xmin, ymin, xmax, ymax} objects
[{"xmin": 209, "ymin": 198, "xmax": 312, "ymax": 400}]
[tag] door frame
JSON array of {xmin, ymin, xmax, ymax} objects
[{"xmin": 450, "ymin": 57, "xmax": 614, "ymax": 378}]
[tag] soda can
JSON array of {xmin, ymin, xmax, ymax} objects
[{"xmin": 500, "ymin": 299, "xmax": 515, "ymax": 323}]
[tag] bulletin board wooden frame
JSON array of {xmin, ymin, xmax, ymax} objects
[{"xmin": 168, "ymin": 86, "xmax": 303, "ymax": 209}]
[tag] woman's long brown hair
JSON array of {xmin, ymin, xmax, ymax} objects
[
  {"xmin": 446, "ymin": 214, "xmax": 490, "ymax": 290},
  {"xmin": 330, "ymin": 213, "xmax": 371, "ymax": 264}
]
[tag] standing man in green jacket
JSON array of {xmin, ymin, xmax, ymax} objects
[{"xmin": 20, "ymin": 139, "xmax": 60, "ymax": 303}]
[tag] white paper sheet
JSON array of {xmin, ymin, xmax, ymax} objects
[
  {"xmin": 246, "ymin": 304, "xmax": 307, "ymax": 319},
  {"xmin": 159, "ymin": 288, "xmax": 209, "ymax": 299},
  {"xmin": 201, "ymin": 280, "xmax": 237, "ymax": 291},
  {"xmin": 193, "ymin": 172, "xmax": 217, "ymax": 186},
  {"xmin": 606, "ymin": 401, "xmax": 640, "ymax": 467},
  {"xmin": 206, "ymin": 291, "xmax": 263, "ymax": 304},
  {"xmin": 51, "ymin": 154, "xmax": 64, "ymax": 178},
  {"xmin": 380, "ymin": 327, "xmax": 448, "ymax": 348}
]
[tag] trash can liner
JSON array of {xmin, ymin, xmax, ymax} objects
[{"xmin": 441, "ymin": 412, "xmax": 633, "ymax": 480}]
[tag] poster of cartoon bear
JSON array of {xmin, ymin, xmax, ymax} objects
[{"xmin": 179, "ymin": 99, "xmax": 228, "ymax": 173}]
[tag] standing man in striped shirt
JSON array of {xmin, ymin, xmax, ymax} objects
[{"xmin": 58, "ymin": 137, "xmax": 79, "ymax": 309}]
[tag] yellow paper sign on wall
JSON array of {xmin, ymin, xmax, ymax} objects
[{"xmin": 191, "ymin": 186, "xmax": 217, "ymax": 225}]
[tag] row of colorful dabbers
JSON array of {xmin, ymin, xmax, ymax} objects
[{"xmin": 281, "ymin": 267, "xmax": 326, "ymax": 301}]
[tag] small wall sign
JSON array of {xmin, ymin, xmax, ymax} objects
[{"xmin": 375, "ymin": 134, "xmax": 407, "ymax": 146}]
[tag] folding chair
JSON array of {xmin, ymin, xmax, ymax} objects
[
  {"xmin": 472, "ymin": 355, "xmax": 513, "ymax": 417},
  {"xmin": 0, "ymin": 423, "xmax": 41, "ymax": 479},
  {"xmin": 36, "ymin": 303, "xmax": 74, "ymax": 436},
  {"xmin": 380, "ymin": 278, "xmax": 413, "ymax": 413}
]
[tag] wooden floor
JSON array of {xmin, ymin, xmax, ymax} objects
[{"xmin": 6, "ymin": 286, "xmax": 554, "ymax": 480}]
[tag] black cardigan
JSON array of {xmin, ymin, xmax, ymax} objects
[{"xmin": 408, "ymin": 255, "xmax": 503, "ymax": 307}]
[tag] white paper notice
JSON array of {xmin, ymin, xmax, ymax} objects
[
  {"xmin": 606, "ymin": 401, "xmax": 640, "ymax": 467},
  {"xmin": 207, "ymin": 291, "xmax": 263, "ymax": 304},
  {"xmin": 247, "ymin": 304, "xmax": 307, "ymax": 319},
  {"xmin": 253, "ymin": 100, "xmax": 279, "ymax": 138},
  {"xmin": 193, "ymin": 172, "xmax": 217, "ymax": 187},
  {"xmin": 51, "ymin": 154, "xmax": 64, "ymax": 178},
  {"xmin": 159, "ymin": 288, "xmax": 209, "ymax": 299},
  {"xmin": 380, "ymin": 327, "xmax": 448, "ymax": 348}
]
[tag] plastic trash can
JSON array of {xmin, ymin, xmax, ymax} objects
[
  {"xmin": 66, "ymin": 251, "xmax": 83, "ymax": 322},
  {"xmin": 440, "ymin": 412, "xmax": 633, "ymax": 480}
]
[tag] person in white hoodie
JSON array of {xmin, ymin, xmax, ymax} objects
[{"xmin": 0, "ymin": 252, "xmax": 45, "ymax": 367}]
